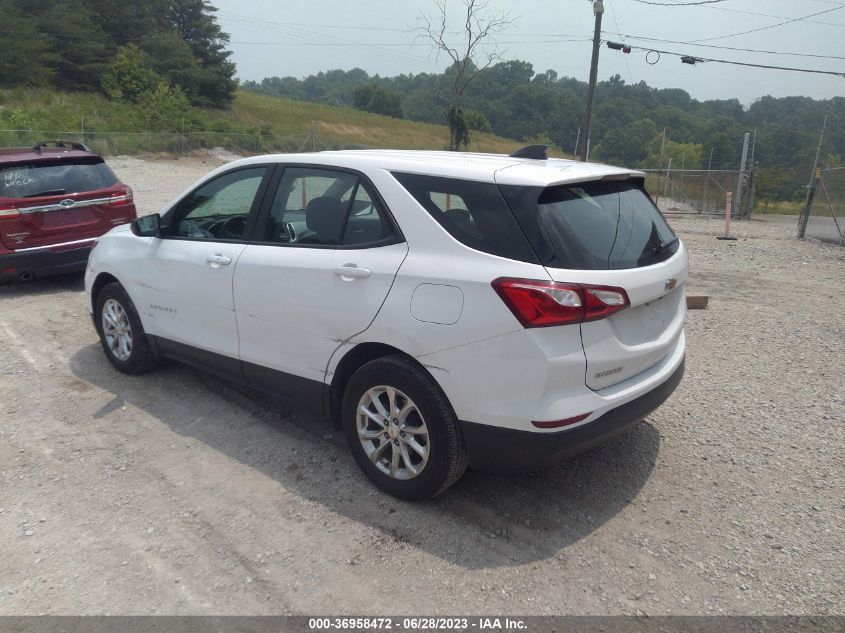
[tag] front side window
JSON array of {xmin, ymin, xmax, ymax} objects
[
  {"xmin": 169, "ymin": 167, "xmax": 267, "ymax": 241},
  {"xmin": 263, "ymin": 167, "xmax": 395, "ymax": 247}
]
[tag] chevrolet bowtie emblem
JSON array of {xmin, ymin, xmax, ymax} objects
[{"xmin": 665, "ymin": 277, "xmax": 678, "ymax": 290}]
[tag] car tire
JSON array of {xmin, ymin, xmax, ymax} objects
[
  {"xmin": 342, "ymin": 355, "xmax": 468, "ymax": 501},
  {"xmin": 95, "ymin": 282, "xmax": 160, "ymax": 374}
]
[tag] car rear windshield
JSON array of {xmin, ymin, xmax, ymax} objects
[
  {"xmin": 500, "ymin": 180, "xmax": 679, "ymax": 270},
  {"xmin": 391, "ymin": 172, "xmax": 539, "ymax": 264},
  {"xmin": 0, "ymin": 158, "xmax": 118, "ymax": 199}
]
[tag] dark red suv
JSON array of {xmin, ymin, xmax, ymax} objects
[{"xmin": 0, "ymin": 141, "xmax": 136, "ymax": 284}]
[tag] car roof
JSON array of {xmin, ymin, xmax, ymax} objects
[
  {"xmin": 0, "ymin": 147, "xmax": 99, "ymax": 165},
  {"xmin": 228, "ymin": 149, "xmax": 643, "ymax": 188}
]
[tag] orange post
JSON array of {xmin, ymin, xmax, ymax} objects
[{"xmin": 717, "ymin": 191, "xmax": 737, "ymax": 241}]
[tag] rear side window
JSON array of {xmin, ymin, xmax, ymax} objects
[
  {"xmin": 500, "ymin": 180, "xmax": 679, "ymax": 270},
  {"xmin": 264, "ymin": 167, "xmax": 397, "ymax": 247},
  {"xmin": 392, "ymin": 172, "xmax": 538, "ymax": 264},
  {"xmin": 0, "ymin": 158, "xmax": 117, "ymax": 199}
]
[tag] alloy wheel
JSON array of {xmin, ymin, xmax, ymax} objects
[
  {"xmin": 356, "ymin": 386, "xmax": 430, "ymax": 480},
  {"xmin": 102, "ymin": 298, "xmax": 133, "ymax": 362}
]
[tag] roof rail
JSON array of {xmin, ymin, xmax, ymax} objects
[
  {"xmin": 509, "ymin": 144, "xmax": 548, "ymax": 160},
  {"xmin": 32, "ymin": 140, "xmax": 92, "ymax": 153}
]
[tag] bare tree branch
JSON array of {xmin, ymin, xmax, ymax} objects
[{"xmin": 414, "ymin": 0, "xmax": 515, "ymax": 149}]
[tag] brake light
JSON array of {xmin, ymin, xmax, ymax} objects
[
  {"xmin": 110, "ymin": 185, "xmax": 133, "ymax": 207},
  {"xmin": 492, "ymin": 278, "xmax": 630, "ymax": 328},
  {"xmin": 583, "ymin": 286, "xmax": 629, "ymax": 322},
  {"xmin": 0, "ymin": 205, "xmax": 20, "ymax": 220}
]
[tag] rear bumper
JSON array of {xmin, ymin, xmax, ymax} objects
[
  {"xmin": 0, "ymin": 241, "xmax": 93, "ymax": 283},
  {"xmin": 460, "ymin": 358, "xmax": 684, "ymax": 471}
]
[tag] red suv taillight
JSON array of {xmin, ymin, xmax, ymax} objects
[
  {"xmin": 0, "ymin": 205, "xmax": 20, "ymax": 220},
  {"xmin": 110, "ymin": 185, "xmax": 133, "ymax": 207},
  {"xmin": 492, "ymin": 278, "xmax": 630, "ymax": 328}
]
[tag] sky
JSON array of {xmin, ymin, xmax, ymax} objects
[{"xmin": 210, "ymin": 0, "xmax": 845, "ymax": 106}]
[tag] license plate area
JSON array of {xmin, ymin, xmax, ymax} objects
[{"xmin": 39, "ymin": 207, "xmax": 98, "ymax": 229}]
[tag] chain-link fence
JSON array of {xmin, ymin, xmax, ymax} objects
[
  {"xmin": 642, "ymin": 169, "xmax": 743, "ymax": 216},
  {"xmin": 0, "ymin": 128, "xmax": 349, "ymax": 158},
  {"xmin": 803, "ymin": 167, "xmax": 845, "ymax": 245}
]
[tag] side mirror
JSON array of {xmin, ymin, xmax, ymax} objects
[{"xmin": 131, "ymin": 213, "xmax": 161, "ymax": 237}]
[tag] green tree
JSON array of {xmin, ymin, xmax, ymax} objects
[
  {"xmin": 464, "ymin": 109, "xmax": 491, "ymax": 133},
  {"xmin": 101, "ymin": 45, "xmax": 162, "ymax": 103},
  {"xmin": 593, "ymin": 119, "xmax": 659, "ymax": 166},
  {"xmin": 165, "ymin": 0, "xmax": 236, "ymax": 107},
  {"xmin": 140, "ymin": 31, "xmax": 203, "ymax": 101},
  {"xmin": 353, "ymin": 84, "xmax": 403, "ymax": 118},
  {"xmin": 0, "ymin": 0, "xmax": 54, "ymax": 86},
  {"xmin": 37, "ymin": 0, "xmax": 110, "ymax": 91},
  {"xmin": 138, "ymin": 82, "xmax": 191, "ymax": 131}
]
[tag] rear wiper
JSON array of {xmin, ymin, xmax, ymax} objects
[
  {"xmin": 23, "ymin": 189, "xmax": 66, "ymax": 198},
  {"xmin": 653, "ymin": 236, "xmax": 679, "ymax": 254}
]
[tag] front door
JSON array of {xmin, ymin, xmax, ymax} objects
[{"xmin": 139, "ymin": 166, "xmax": 271, "ymax": 361}]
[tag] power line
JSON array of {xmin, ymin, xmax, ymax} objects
[
  {"xmin": 690, "ymin": 6, "xmax": 844, "ymax": 42},
  {"xmin": 632, "ymin": 0, "xmax": 727, "ymax": 5},
  {"xmin": 601, "ymin": 30, "xmax": 845, "ymax": 60},
  {"xmin": 621, "ymin": 44, "xmax": 845, "ymax": 77},
  {"xmin": 605, "ymin": 0, "xmax": 634, "ymax": 83},
  {"xmin": 674, "ymin": 5, "xmax": 845, "ymax": 27}
]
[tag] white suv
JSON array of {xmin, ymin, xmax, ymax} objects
[{"xmin": 85, "ymin": 148, "xmax": 687, "ymax": 500}]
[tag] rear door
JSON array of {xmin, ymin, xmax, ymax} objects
[
  {"xmin": 0, "ymin": 157, "xmax": 133, "ymax": 250},
  {"xmin": 502, "ymin": 179, "xmax": 688, "ymax": 391},
  {"xmin": 234, "ymin": 166, "xmax": 408, "ymax": 391}
]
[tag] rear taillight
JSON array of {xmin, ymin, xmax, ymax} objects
[
  {"xmin": 110, "ymin": 185, "xmax": 133, "ymax": 207},
  {"xmin": 492, "ymin": 278, "xmax": 630, "ymax": 328},
  {"xmin": 0, "ymin": 205, "xmax": 20, "ymax": 220}
]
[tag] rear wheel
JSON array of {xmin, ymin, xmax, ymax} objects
[
  {"xmin": 95, "ymin": 282, "xmax": 160, "ymax": 374},
  {"xmin": 342, "ymin": 355, "xmax": 467, "ymax": 500}
]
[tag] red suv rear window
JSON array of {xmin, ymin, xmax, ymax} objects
[{"xmin": 1, "ymin": 158, "xmax": 118, "ymax": 199}]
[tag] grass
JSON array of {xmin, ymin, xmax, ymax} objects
[
  {"xmin": 752, "ymin": 200, "xmax": 803, "ymax": 216},
  {"xmin": 0, "ymin": 87, "xmax": 552, "ymax": 157}
]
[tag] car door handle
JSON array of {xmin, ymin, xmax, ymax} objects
[
  {"xmin": 206, "ymin": 254, "xmax": 232, "ymax": 267},
  {"xmin": 333, "ymin": 264, "xmax": 371, "ymax": 279}
]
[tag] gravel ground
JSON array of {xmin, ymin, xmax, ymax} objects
[{"xmin": 0, "ymin": 157, "xmax": 842, "ymax": 615}]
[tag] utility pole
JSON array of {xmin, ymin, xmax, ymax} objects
[
  {"xmin": 799, "ymin": 115, "xmax": 827, "ymax": 239},
  {"xmin": 573, "ymin": 126, "xmax": 581, "ymax": 157},
  {"xmin": 579, "ymin": 0, "xmax": 603, "ymax": 162},
  {"xmin": 736, "ymin": 132, "xmax": 750, "ymax": 218}
]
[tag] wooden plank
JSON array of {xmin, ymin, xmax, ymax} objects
[{"xmin": 687, "ymin": 294, "xmax": 709, "ymax": 310}]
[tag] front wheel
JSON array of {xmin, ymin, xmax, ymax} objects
[
  {"xmin": 95, "ymin": 282, "xmax": 160, "ymax": 374},
  {"xmin": 342, "ymin": 355, "xmax": 467, "ymax": 501}
]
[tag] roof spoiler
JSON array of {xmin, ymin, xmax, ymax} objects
[
  {"xmin": 509, "ymin": 144, "xmax": 548, "ymax": 160},
  {"xmin": 32, "ymin": 140, "xmax": 91, "ymax": 153}
]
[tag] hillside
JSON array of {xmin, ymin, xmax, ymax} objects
[{"xmin": 0, "ymin": 88, "xmax": 541, "ymax": 157}]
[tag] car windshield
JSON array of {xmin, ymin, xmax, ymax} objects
[
  {"xmin": 0, "ymin": 158, "xmax": 118, "ymax": 199},
  {"xmin": 501, "ymin": 180, "xmax": 679, "ymax": 270}
]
